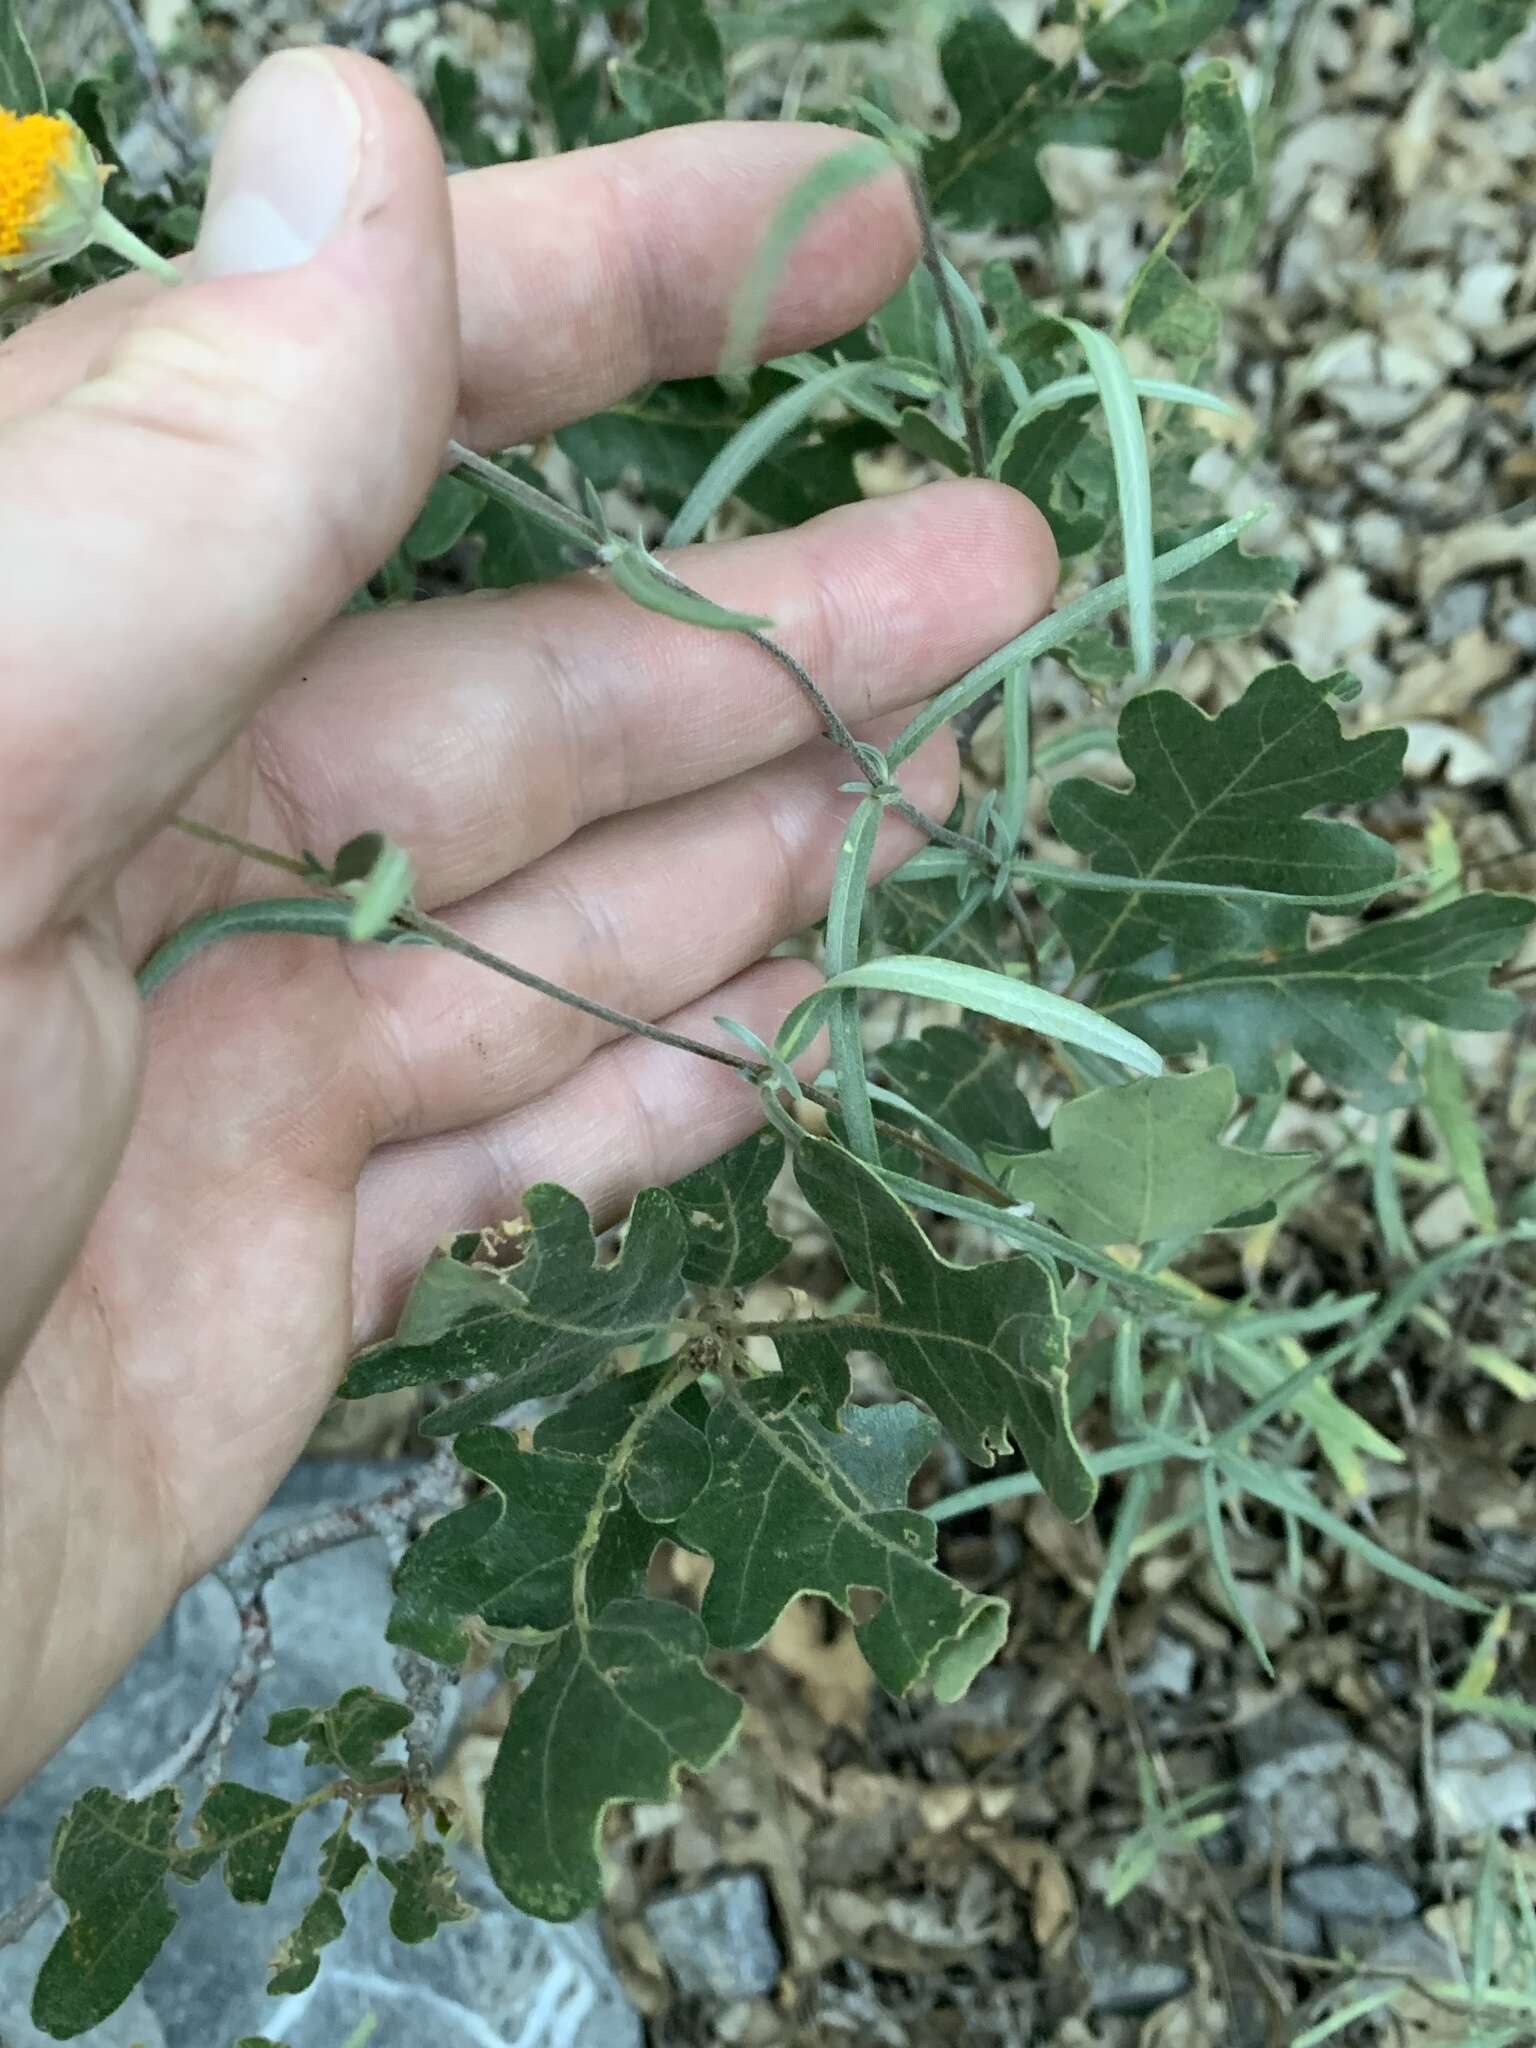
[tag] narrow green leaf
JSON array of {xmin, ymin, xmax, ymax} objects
[
  {"xmin": 1200, "ymin": 1465, "xmax": 1274, "ymax": 1673},
  {"xmin": 137, "ymin": 898, "xmax": 360, "ymax": 998},
  {"xmin": 1372, "ymin": 1116, "xmax": 1416, "ymax": 1262},
  {"xmin": 780, "ymin": 955, "xmax": 1162, "ymax": 1078},
  {"xmin": 334, "ymin": 831, "xmax": 415, "ymax": 944},
  {"xmin": 604, "ymin": 543, "xmax": 772, "ymax": 634},
  {"xmin": 1000, "ymin": 661, "xmax": 1032, "ymax": 846},
  {"xmin": 990, "ymin": 371, "xmax": 1239, "ymax": 479},
  {"xmin": 1212, "ymin": 1334, "xmax": 1403, "ymax": 1496},
  {"xmin": 825, "ymin": 797, "xmax": 885, "ymax": 1164},
  {"xmin": 483, "ymin": 1599, "xmax": 742, "ymax": 1920},
  {"xmin": 1063, "ymin": 321, "xmax": 1157, "ymax": 676},
  {"xmin": 1472, "ymin": 1832, "xmax": 1504, "ymax": 1999},
  {"xmin": 1111, "ymin": 1319, "xmax": 1146, "ymax": 1434},
  {"xmin": 1434, "ymin": 1692, "xmax": 1536, "ymax": 1734},
  {"xmin": 992, "ymin": 1068, "xmax": 1308, "ymax": 1246},
  {"xmin": 1421, "ymin": 1024, "xmax": 1498, "ymax": 1232},
  {"xmin": 560, "ymin": 380, "xmax": 862, "ymax": 530},
  {"xmin": 1219, "ymin": 1449, "xmax": 1485, "ymax": 1612},
  {"xmin": 665, "ymin": 357, "xmax": 937, "ymax": 545},
  {"xmin": 0, "ymin": 0, "xmax": 46, "ymax": 113},
  {"xmin": 451, "ymin": 442, "xmax": 603, "ymax": 555},
  {"xmin": 1088, "ymin": 1447, "xmax": 1161, "ymax": 1648},
  {"xmin": 887, "ymin": 510, "xmax": 1264, "ymax": 766},
  {"xmin": 872, "ymin": 863, "xmax": 1010, "ymax": 969},
  {"xmin": 1291, "ymin": 1991, "xmax": 1404, "ymax": 2046},
  {"xmin": 929, "ymin": 1435, "xmax": 1196, "ymax": 1522},
  {"xmin": 721, "ymin": 139, "xmax": 892, "ymax": 372}
]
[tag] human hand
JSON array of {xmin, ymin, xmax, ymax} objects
[{"xmin": 0, "ymin": 48, "xmax": 1055, "ymax": 1794}]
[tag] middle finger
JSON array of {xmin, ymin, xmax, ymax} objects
[
  {"xmin": 344, "ymin": 711, "xmax": 956, "ymax": 1145},
  {"xmin": 254, "ymin": 480, "xmax": 1055, "ymax": 909}
]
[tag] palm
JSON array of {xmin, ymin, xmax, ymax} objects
[{"xmin": 0, "ymin": 96, "xmax": 1053, "ymax": 1793}]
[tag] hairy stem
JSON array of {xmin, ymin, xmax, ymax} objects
[
  {"xmin": 399, "ymin": 909, "xmax": 761, "ymax": 1074},
  {"xmin": 906, "ymin": 166, "xmax": 987, "ymax": 478},
  {"xmin": 172, "ymin": 814, "xmax": 316, "ymax": 877}
]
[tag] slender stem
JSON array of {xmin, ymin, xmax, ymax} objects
[
  {"xmin": 166, "ymin": 820, "xmax": 1039, "ymax": 1195},
  {"xmin": 642, "ymin": 562, "xmax": 1019, "ymax": 901},
  {"xmin": 99, "ymin": 0, "xmax": 201, "ymax": 163},
  {"xmin": 172, "ymin": 814, "xmax": 315, "ymax": 877},
  {"xmin": 167, "ymin": 816, "xmax": 765, "ymax": 1074},
  {"xmin": 644, "ymin": 558, "xmax": 867, "ymax": 758},
  {"xmin": 448, "ymin": 440, "xmax": 605, "ymax": 553},
  {"xmin": 90, "ymin": 210, "xmax": 184, "ymax": 287},
  {"xmin": 399, "ymin": 909, "xmax": 761, "ymax": 1074},
  {"xmin": 906, "ymin": 166, "xmax": 987, "ymax": 477}
]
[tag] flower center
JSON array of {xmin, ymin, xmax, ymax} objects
[{"xmin": 0, "ymin": 109, "xmax": 76, "ymax": 258}]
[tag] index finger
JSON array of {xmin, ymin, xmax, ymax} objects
[{"xmin": 0, "ymin": 121, "xmax": 919, "ymax": 446}]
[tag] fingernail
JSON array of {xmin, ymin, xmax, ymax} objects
[{"xmin": 195, "ymin": 51, "xmax": 363, "ymax": 280}]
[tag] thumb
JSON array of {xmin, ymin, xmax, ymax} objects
[{"xmin": 0, "ymin": 49, "xmax": 459, "ymax": 948}]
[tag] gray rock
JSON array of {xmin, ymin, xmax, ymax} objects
[
  {"xmin": 1237, "ymin": 1888, "xmax": 1324, "ymax": 1955},
  {"xmin": 0, "ymin": 1460, "xmax": 640, "ymax": 2048},
  {"xmin": 1126, "ymin": 1633, "xmax": 1198, "ymax": 1700},
  {"xmin": 1237, "ymin": 1699, "xmax": 1418, "ymax": 1865},
  {"xmin": 1427, "ymin": 580, "xmax": 1488, "ymax": 644},
  {"xmin": 1078, "ymin": 1920, "xmax": 1191, "ymax": 2018},
  {"xmin": 646, "ymin": 1872, "xmax": 783, "ymax": 2001},
  {"xmin": 1085, "ymin": 1959, "xmax": 1192, "ymax": 2017},
  {"xmin": 1288, "ymin": 1860, "xmax": 1419, "ymax": 1953},
  {"xmin": 1431, "ymin": 1718, "xmax": 1536, "ymax": 1840},
  {"xmin": 1357, "ymin": 1916, "xmax": 1460, "ymax": 1985}
]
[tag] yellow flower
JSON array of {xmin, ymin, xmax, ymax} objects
[{"xmin": 0, "ymin": 108, "xmax": 108, "ymax": 276}]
